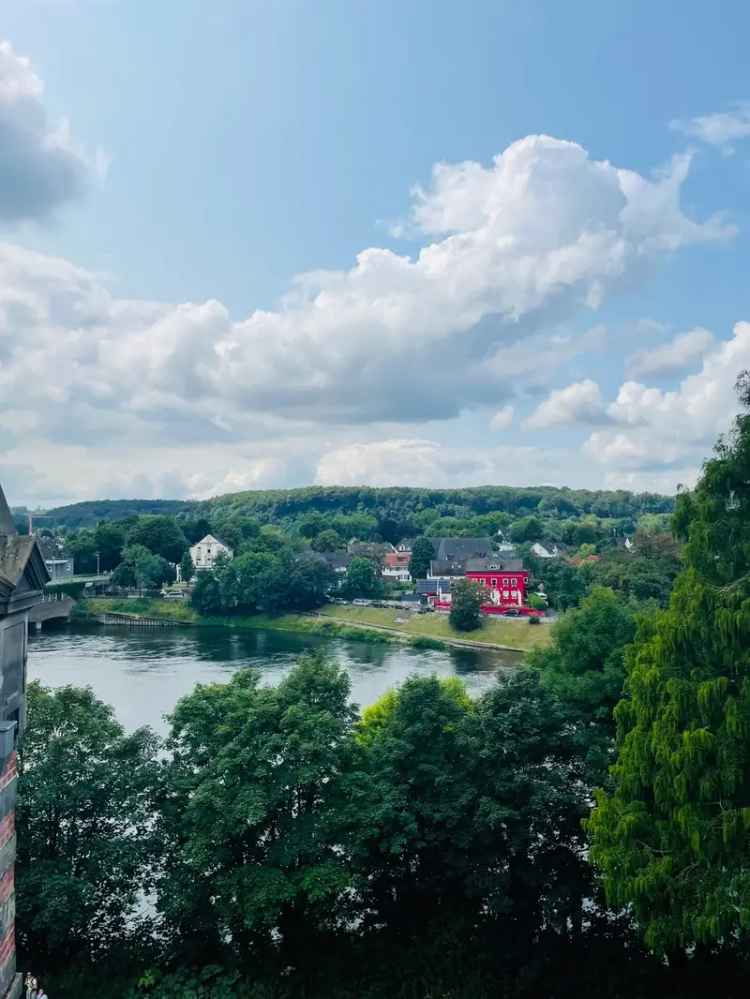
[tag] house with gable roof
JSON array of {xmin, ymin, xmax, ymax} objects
[{"xmin": 189, "ymin": 533, "xmax": 234, "ymax": 572}]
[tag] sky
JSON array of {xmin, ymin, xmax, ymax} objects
[{"xmin": 1, "ymin": 0, "xmax": 750, "ymax": 507}]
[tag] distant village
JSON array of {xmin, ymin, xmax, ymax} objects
[{"xmin": 39, "ymin": 525, "xmax": 638, "ymax": 619}]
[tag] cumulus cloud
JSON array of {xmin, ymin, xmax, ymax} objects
[
  {"xmin": 0, "ymin": 39, "xmax": 102, "ymax": 222},
  {"xmin": 315, "ymin": 438, "xmax": 568, "ymax": 489},
  {"xmin": 490, "ymin": 405, "xmax": 514, "ymax": 431},
  {"xmin": 0, "ymin": 121, "xmax": 741, "ymax": 502},
  {"xmin": 0, "ymin": 135, "xmax": 733, "ymax": 446},
  {"xmin": 523, "ymin": 379, "xmax": 608, "ymax": 430},
  {"xmin": 585, "ymin": 321, "xmax": 750, "ymax": 481},
  {"xmin": 670, "ymin": 102, "xmax": 750, "ymax": 154},
  {"xmin": 626, "ymin": 327, "xmax": 714, "ymax": 379}
]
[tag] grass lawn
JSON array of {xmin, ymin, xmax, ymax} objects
[
  {"xmin": 80, "ymin": 598, "xmax": 552, "ymax": 652},
  {"xmin": 317, "ymin": 605, "xmax": 551, "ymax": 651}
]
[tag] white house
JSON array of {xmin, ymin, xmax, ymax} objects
[
  {"xmin": 189, "ymin": 534, "xmax": 234, "ymax": 572},
  {"xmin": 531, "ymin": 542, "xmax": 559, "ymax": 559}
]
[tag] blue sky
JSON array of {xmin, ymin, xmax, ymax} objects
[{"xmin": 1, "ymin": 0, "xmax": 750, "ymax": 505}]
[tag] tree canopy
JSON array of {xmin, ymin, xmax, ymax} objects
[
  {"xmin": 449, "ymin": 578, "xmax": 483, "ymax": 631},
  {"xmin": 16, "ymin": 683, "xmax": 159, "ymax": 967},
  {"xmin": 588, "ymin": 373, "xmax": 750, "ymax": 954}
]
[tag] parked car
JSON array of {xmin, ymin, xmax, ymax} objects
[{"xmin": 352, "ymin": 598, "xmax": 372, "ymax": 607}]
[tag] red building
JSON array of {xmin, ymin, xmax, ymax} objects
[
  {"xmin": 464, "ymin": 558, "xmax": 530, "ymax": 613},
  {"xmin": 422, "ymin": 556, "xmax": 538, "ymax": 616}
]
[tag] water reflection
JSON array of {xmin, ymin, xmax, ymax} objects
[{"xmin": 28, "ymin": 623, "xmax": 518, "ymax": 735}]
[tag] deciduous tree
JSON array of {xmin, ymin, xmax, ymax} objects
[
  {"xmin": 408, "ymin": 536, "xmax": 435, "ymax": 580},
  {"xmin": 17, "ymin": 684, "xmax": 160, "ymax": 966},
  {"xmin": 449, "ymin": 578, "xmax": 483, "ymax": 631}
]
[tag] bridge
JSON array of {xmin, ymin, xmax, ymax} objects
[{"xmin": 28, "ymin": 594, "xmax": 75, "ymax": 631}]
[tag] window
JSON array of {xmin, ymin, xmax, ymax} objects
[
  {"xmin": 491, "ymin": 577, "xmax": 497, "ymax": 587},
  {"xmin": 511, "ymin": 578, "xmax": 517, "ymax": 587}
]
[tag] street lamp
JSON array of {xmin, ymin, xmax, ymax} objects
[{"xmin": 95, "ymin": 551, "xmax": 101, "ymax": 576}]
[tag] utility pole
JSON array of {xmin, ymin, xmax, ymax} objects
[{"xmin": 95, "ymin": 552, "xmax": 101, "ymax": 576}]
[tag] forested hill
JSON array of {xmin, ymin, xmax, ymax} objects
[
  {"xmin": 41, "ymin": 498, "xmax": 192, "ymax": 529},
  {"xmin": 201, "ymin": 484, "xmax": 674, "ymax": 523},
  {"xmin": 44, "ymin": 484, "xmax": 674, "ymax": 531}
]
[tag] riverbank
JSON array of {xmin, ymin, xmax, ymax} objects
[{"xmin": 76, "ymin": 598, "xmax": 551, "ymax": 653}]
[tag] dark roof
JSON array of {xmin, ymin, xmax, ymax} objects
[
  {"xmin": 435, "ymin": 537, "xmax": 493, "ymax": 562},
  {"xmin": 416, "ymin": 579, "xmax": 453, "ymax": 596},
  {"xmin": 429, "ymin": 560, "xmax": 468, "ymax": 577},
  {"xmin": 319, "ymin": 552, "xmax": 352, "ymax": 571},
  {"xmin": 465, "ymin": 557, "xmax": 525, "ymax": 572}
]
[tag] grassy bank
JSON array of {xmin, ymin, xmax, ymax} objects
[
  {"xmin": 317, "ymin": 605, "xmax": 551, "ymax": 651},
  {"xmin": 78, "ymin": 597, "xmax": 551, "ymax": 653}
]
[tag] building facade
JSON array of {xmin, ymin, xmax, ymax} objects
[
  {"xmin": 464, "ymin": 558, "xmax": 529, "ymax": 610},
  {"xmin": 189, "ymin": 534, "xmax": 234, "ymax": 572},
  {"xmin": 382, "ymin": 551, "xmax": 411, "ymax": 582},
  {"xmin": 0, "ymin": 484, "xmax": 49, "ymax": 999}
]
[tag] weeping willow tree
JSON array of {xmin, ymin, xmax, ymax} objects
[{"xmin": 587, "ymin": 372, "xmax": 750, "ymax": 955}]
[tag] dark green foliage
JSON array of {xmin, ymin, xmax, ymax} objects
[
  {"xmin": 532, "ymin": 587, "xmax": 636, "ymax": 731},
  {"xmin": 46, "ymin": 498, "xmax": 191, "ymax": 530},
  {"xmin": 46, "ymin": 485, "xmax": 673, "ymax": 534},
  {"xmin": 311, "ymin": 528, "xmax": 344, "ymax": 552},
  {"xmin": 181, "ymin": 517, "xmax": 212, "ymax": 544},
  {"xmin": 63, "ymin": 527, "xmax": 99, "ymax": 574},
  {"xmin": 672, "ymin": 369, "xmax": 750, "ymax": 585},
  {"xmin": 46, "ymin": 579, "xmax": 86, "ymax": 600},
  {"xmin": 341, "ymin": 556, "xmax": 383, "ymax": 599},
  {"xmin": 530, "ymin": 557, "xmax": 590, "ymax": 610},
  {"xmin": 589, "ymin": 373, "xmax": 750, "ymax": 954},
  {"xmin": 116, "ymin": 543, "xmax": 175, "ymax": 589},
  {"xmin": 93, "ymin": 520, "xmax": 127, "ymax": 571},
  {"xmin": 587, "ymin": 572, "xmax": 750, "ymax": 953},
  {"xmin": 179, "ymin": 549, "xmax": 194, "ymax": 582},
  {"xmin": 110, "ymin": 561, "xmax": 137, "ymax": 587},
  {"xmin": 449, "ymin": 578, "xmax": 483, "ymax": 631},
  {"xmin": 510, "ymin": 514, "xmax": 544, "ymax": 542},
  {"xmin": 408, "ymin": 536, "xmax": 435, "ymax": 579},
  {"xmin": 17, "ymin": 683, "xmax": 160, "ymax": 967},
  {"xmin": 22, "ymin": 656, "xmax": 750, "ymax": 997},
  {"xmin": 127, "ymin": 515, "xmax": 189, "ymax": 563},
  {"xmin": 589, "ymin": 530, "xmax": 682, "ymax": 604},
  {"xmin": 190, "ymin": 571, "xmax": 223, "ymax": 615},
  {"xmin": 158, "ymin": 655, "xmax": 356, "ymax": 962},
  {"xmin": 191, "ymin": 549, "xmax": 334, "ymax": 615}
]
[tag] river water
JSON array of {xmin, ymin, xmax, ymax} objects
[{"xmin": 27, "ymin": 623, "xmax": 520, "ymax": 734}]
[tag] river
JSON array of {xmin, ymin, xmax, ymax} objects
[{"xmin": 27, "ymin": 622, "xmax": 520, "ymax": 734}]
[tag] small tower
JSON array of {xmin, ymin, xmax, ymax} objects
[{"xmin": 0, "ymin": 484, "xmax": 49, "ymax": 999}]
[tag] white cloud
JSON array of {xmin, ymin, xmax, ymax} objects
[
  {"xmin": 523, "ymin": 379, "xmax": 608, "ymax": 430},
  {"xmin": 670, "ymin": 102, "xmax": 750, "ymax": 154},
  {"xmin": 490, "ymin": 405, "xmax": 514, "ymax": 431},
  {"xmin": 0, "ymin": 39, "xmax": 103, "ymax": 221},
  {"xmin": 0, "ymin": 135, "xmax": 733, "ymax": 445},
  {"xmin": 315, "ymin": 438, "xmax": 569, "ymax": 489},
  {"xmin": 0, "ymin": 112, "xmax": 740, "ymax": 502},
  {"xmin": 585, "ymin": 321, "xmax": 750, "ymax": 480},
  {"xmin": 626, "ymin": 327, "xmax": 715, "ymax": 379}
]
